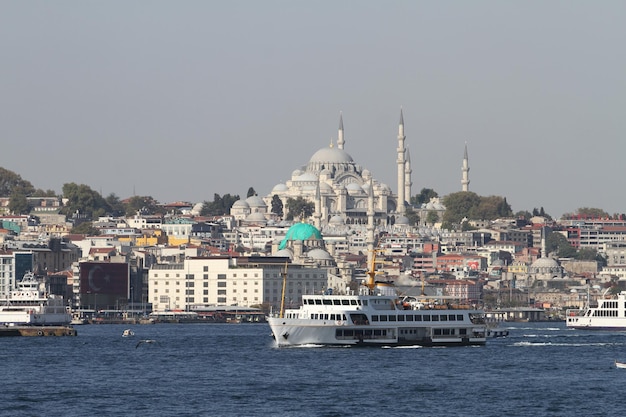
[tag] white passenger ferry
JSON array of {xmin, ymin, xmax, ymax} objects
[
  {"xmin": 0, "ymin": 272, "xmax": 71, "ymax": 326},
  {"xmin": 566, "ymin": 291, "xmax": 626, "ymax": 330},
  {"xmin": 267, "ymin": 256, "xmax": 487, "ymax": 347}
]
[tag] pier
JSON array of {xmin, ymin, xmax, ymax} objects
[{"xmin": 0, "ymin": 326, "xmax": 77, "ymax": 337}]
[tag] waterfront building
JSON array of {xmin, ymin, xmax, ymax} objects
[{"xmin": 148, "ymin": 256, "xmax": 328, "ymax": 311}]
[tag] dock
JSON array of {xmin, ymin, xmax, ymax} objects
[{"xmin": 0, "ymin": 326, "xmax": 77, "ymax": 337}]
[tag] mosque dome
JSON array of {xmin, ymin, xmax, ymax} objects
[
  {"xmin": 395, "ymin": 215, "xmax": 410, "ymax": 225},
  {"xmin": 232, "ymin": 200, "xmax": 250, "ymax": 209},
  {"xmin": 278, "ymin": 222, "xmax": 323, "ymax": 250},
  {"xmin": 346, "ymin": 182, "xmax": 364, "ymax": 193},
  {"xmin": 531, "ymin": 257, "xmax": 560, "ymax": 270},
  {"xmin": 309, "ymin": 147, "xmax": 354, "ymax": 164},
  {"xmin": 308, "ymin": 248, "xmax": 333, "ymax": 261},
  {"xmin": 245, "ymin": 195, "xmax": 267, "ymax": 208},
  {"xmin": 274, "ymin": 249, "xmax": 293, "ymax": 259},
  {"xmin": 291, "ymin": 169, "xmax": 303, "ymax": 177},
  {"xmin": 320, "ymin": 182, "xmax": 333, "ymax": 192},
  {"xmin": 272, "ymin": 183, "xmax": 288, "ymax": 193},
  {"xmin": 295, "ymin": 172, "xmax": 318, "ymax": 182},
  {"xmin": 245, "ymin": 212, "xmax": 267, "ymax": 223},
  {"xmin": 329, "ymin": 215, "xmax": 344, "ymax": 226}
]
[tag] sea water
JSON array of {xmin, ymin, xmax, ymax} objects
[{"xmin": 0, "ymin": 322, "xmax": 624, "ymax": 417}]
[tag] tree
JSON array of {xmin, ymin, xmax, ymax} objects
[
  {"xmin": 576, "ymin": 207, "xmax": 609, "ymax": 218},
  {"xmin": 411, "ymin": 188, "xmax": 438, "ymax": 206},
  {"xmin": 426, "ymin": 210, "xmax": 440, "ymax": 225},
  {"xmin": 8, "ymin": 190, "xmax": 30, "ymax": 214},
  {"xmin": 546, "ymin": 231, "xmax": 576, "ymax": 258},
  {"xmin": 124, "ymin": 195, "xmax": 164, "ymax": 216},
  {"xmin": 405, "ymin": 206, "xmax": 419, "ymax": 226},
  {"xmin": 200, "ymin": 193, "xmax": 241, "ymax": 216},
  {"xmin": 0, "ymin": 167, "xmax": 35, "ymax": 197},
  {"xmin": 71, "ymin": 221, "xmax": 101, "ymax": 235},
  {"xmin": 105, "ymin": 193, "xmax": 125, "ymax": 216},
  {"xmin": 442, "ymin": 192, "xmax": 512, "ymax": 226},
  {"xmin": 60, "ymin": 183, "xmax": 111, "ymax": 220},
  {"xmin": 271, "ymin": 194, "xmax": 283, "ymax": 217},
  {"xmin": 246, "ymin": 187, "xmax": 256, "ymax": 198},
  {"xmin": 441, "ymin": 191, "xmax": 481, "ymax": 225},
  {"xmin": 285, "ymin": 197, "xmax": 314, "ymax": 220}
]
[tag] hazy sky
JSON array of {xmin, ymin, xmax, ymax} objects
[{"xmin": 1, "ymin": 1, "xmax": 624, "ymax": 218}]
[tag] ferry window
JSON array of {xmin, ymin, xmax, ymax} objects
[
  {"xmin": 333, "ymin": 300, "xmax": 341, "ymax": 305},
  {"xmin": 324, "ymin": 314, "xmax": 329, "ymax": 320},
  {"xmin": 397, "ymin": 315, "xmax": 405, "ymax": 322},
  {"xmin": 388, "ymin": 315, "xmax": 397, "ymax": 322},
  {"xmin": 423, "ymin": 315, "xmax": 430, "ymax": 322},
  {"xmin": 406, "ymin": 315, "xmax": 414, "ymax": 322},
  {"xmin": 344, "ymin": 329, "xmax": 354, "ymax": 336},
  {"xmin": 342, "ymin": 300, "xmax": 350, "ymax": 305},
  {"xmin": 343, "ymin": 314, "xmax": 347, "ymax": 320},
  {"xmin": 373, "ymin": 330, "xmax": 382, "ymax": 336},
  {"xmin": 371, "ymin": 315, "xmax": 379, "ymax": 322},
  {"xmin": 323, "ymin": 300, "xmax": 332, "ymax": 305},
  {"xmin": 431, "ymin": 315, "xmax": 439, "ymax": 322},
  {"xmin": 457, "ymin": 315, "xmax": 463, "ymax": 321},
  {"xmin": 460, "ymin": 329, "xmax": 467, "ymax": 335},
  {"xmin": 440, "ymin": 315, "xmax": 447, "ymax": 321},
  {"xmin": 449, "ymin": 314, "xmax": 456, "ymax": 321},
  {"xmin": 380, "ymin": 315, "xmax": 388, "ymax": 322},
  {"xmin": 434, "ymin": 329, "xmax": 442, "ymax": 336},
  {"xmin": 315, "ymin": 299, "xmax": 322, "ymax": 305},
  {"xmin": 351, "ymin": 300, "xmax": 358, "ymax": 305}
]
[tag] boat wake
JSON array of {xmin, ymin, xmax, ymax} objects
[{"xmin": 513, "ymin": 341, "xmax": 619, "ymax": 347}]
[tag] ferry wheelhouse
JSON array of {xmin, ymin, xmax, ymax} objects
[
  {"xmin": 267, "ymin": 256, "xmax": 486, "ymax": 347},
  {"xmin": 566, "ymin": 291, "xmax": 626, "ymax": 330}
]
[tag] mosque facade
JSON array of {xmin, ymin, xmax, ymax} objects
[{"xmin": 264, "ymin": 111, "xmax": 412, "ymax": 227}]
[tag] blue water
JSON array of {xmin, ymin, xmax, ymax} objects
[{"xmin": 1, "ymin": 322, "xmax": 624, "ymax": 416}]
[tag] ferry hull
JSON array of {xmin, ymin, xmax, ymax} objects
[{"xmin": 268, "ymin": 318, "xmax": 486, "ymax": 347}]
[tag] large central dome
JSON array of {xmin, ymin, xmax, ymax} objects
[{"xmin": 308, "ymin": 147, "xmax": 354, "ymax": 164}]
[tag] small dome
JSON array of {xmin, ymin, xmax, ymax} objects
[
  {"xmin": 272, "ymin": 183, "xmax": 288, "ymax": 193},
  {"xmin": 329, "ymin": 215, "xmax": 344, "ymax": 226},
  {"xmin": 274, "ymin": 249, "xmax": 293, "ymax": 259},
  {"xmin": 295, "ymin": 172, "xmax": 318, "ymax": 182},
  {"xmin": 531, "ymin": 257, "xmax": 560, "ymax": 270},
  {"xmin": 320, "ymin": 182, "xmax": 333, "ymax": 192},
  {"xmin": 291, "ymin": 169, "xmax": 303, "ymax": 177},
  {"xmin": 309, "ymin": 147, "xmax": 354, "ymax": 164},
  {"xmin": 232, "ymin": 200, "xmax": 250, "ymax": 208},
  {"xmin": 245, "ymin": 195, "xmax": 267, "ymax": 208},
  {"xmin": 245, "ymin": 212, "xmax": 267, "ymax": 223},
  {"xmin": 395, "ymin": 215, "xmax": 410, "ymax": 225},
  {"xmin": 308, "ymin": 248, "xmax": 333, "ymax": 261},
  {"xmin": 278, "ymin": 222, "xmax": 323, "ymax": 250},
  {"xmin": 346, "ymin": 182, "xmax": 364, "ymax": 192}
]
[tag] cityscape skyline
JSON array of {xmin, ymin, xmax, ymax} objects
[{"xmin": 1, "ymin": 2, "xmax": 625, "ymax": 218}]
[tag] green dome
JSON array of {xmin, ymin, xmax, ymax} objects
[{"xmin": 278, "ymin": 222, "xmax": 322, "ymax": 250}]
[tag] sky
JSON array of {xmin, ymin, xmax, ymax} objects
[{"xmin": 1, "ymin": 1, "xmax": 625, "ymax": 219}]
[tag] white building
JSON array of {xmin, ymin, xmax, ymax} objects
[{"xmin": 148, "ymin": 256, "xmax": 328, "ymax": 311}]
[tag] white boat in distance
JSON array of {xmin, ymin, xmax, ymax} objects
[
  {"xmin": 566, "ymin": 291, "xmax": 626, "ymax": 330},
  {"xmin": 0, "ymin": 272, "xmax": 71, "ymax": 326},
  {"xmin": 615, "ymin": 361, "xmax": 626, "ymax": 369},
  {"xmin": 267, "ymin": 253, "xmax": 487, "ymax": 347}
]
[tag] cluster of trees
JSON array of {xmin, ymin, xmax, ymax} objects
[{"xmin": 441, "ymin": 192, "xmax": 513, "ymax": 229}]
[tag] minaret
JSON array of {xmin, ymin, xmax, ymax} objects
[
  {"xmin": 313, "ymin": 180, "xmax": 322, "ymax": 229},
  {"xmin": 337, "ymin": 112, "xmax": 345, "ymax": 150},
  {"xmin": 366, "ymin": 179, "xmax": 375, "ymax": 266},
  {"xmin": 404, "ymin": 147, "xmax": 412, "ymax": 204},
  {"xmin": 461, "ymin": 142, "xmax": 470, "ymax": 192},
  {"xmin": 396, "ymin": 109, "xmax": 406, "ymax": 214}
]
